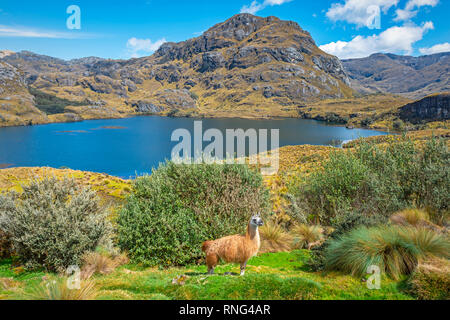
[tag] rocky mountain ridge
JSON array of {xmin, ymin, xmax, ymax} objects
[
  {"xmin": 0, "ymin": 14, "xmax": 354, "ymax": 125},
  {"xmin": 343, "ymin": 52, "xmax": 450, "ymax": 99},
  {"xmin": 0, "ymin": 14, "xmax": 448, "ymax": 128}
]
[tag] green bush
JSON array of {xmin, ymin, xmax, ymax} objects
[
  {"xmin": 289, "ymin": 137, "xmax": 449, "ymax": 226},
  {"xmin": 324, "ymin": 225, "xmax": 449, "ymax": 280},
  {"xmin": 118, "ymin": 161, "xmax": 270, "ymax": 267},
  {"xmin": 0, "ymin": 177, "xmax": 112, "ymax": 272},
  {"xmin": 0, "ymin": 230, "xmax": 12, "ymax": 259},
  {"xmin": 28, "ymin": 87, "xmax": 88, "ymax": 115}
]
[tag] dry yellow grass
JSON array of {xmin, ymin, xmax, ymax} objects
[
  {"xmin": 25, "ymin": 278, "xmax": 98, "ymax": 300},
  {"xmin": 291, "ymin": 224, "xmax": 324, "ymax": 249},
  {"xmin": 259, "ymin": 221, "xmax": 293, "ymax": 253},
  {"xmin": 0, "ymin": 167, "xmax": 131, "ymax": 201},
  {"xmin": 81, "ymin": 251, "xmax": 129, "ymax": 279}
]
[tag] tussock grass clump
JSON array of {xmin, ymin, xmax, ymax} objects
[
  {"xmin": 259, "ymin": 221, "xmax": 292, "ymax": 253},
  {"xmin": 391, "ymin": 209, "xmax": 430, "ymax": 226},
  {"xmin": 81, "ymin": 249, "xmax": 129, "ymax": 279},
  {"xmin": 24, "ymin": 278, "xmax": 98, "ymax": 300},
  {"xmin": 407, "ymin": 257, "xmax": 450, "ymax": 300},
  {"xmin": 390, "ymin": 209, "xmax": 443, "ymax": 232},
  {"xmin": 291, "ymin": 224, "xmax": 324, "ymax": 249},
  {"xmin": 324, "ymin": 226, "xmax": 450, "ymax": 280}
]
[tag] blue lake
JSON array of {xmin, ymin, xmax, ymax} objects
[{"xmin": 0, "ymin": 116, "xmax": 390, "ymax": 178}]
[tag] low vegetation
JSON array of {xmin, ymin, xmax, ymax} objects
[
  {"xmin": 407, "ymin": 257, "xmax": 450, "ymax": 300},
  {"xmin": 259, "ymin": 221, "xmax": 292, "ymax": 253},
  {"xmin": 291, "ymin": 224, "xmax": 324, "ymax": 250},
  {"xmin": 324, "ymin": 225, "xmax": 449, "ymax": 280},
  {"xmin": 288, "ymin": 137, "xmax": 449, "ymax": 226},
  {"xmin": 0, "ymin": 177, "xmax": 113, "ymax": 272},
  {"xmin": 28, "ymin": 87, "xmax": 89, "ymax": 115},
  {"xmin": 24, "ymin": 277, "xmax": 98, "ymax": 300},
  {"xmin": 0, "ymin": 250, "xmax": 414, "ymax": 300}
]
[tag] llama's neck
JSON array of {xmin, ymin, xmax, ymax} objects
[
  {"xmin": 246, "ymin": 223, "xmax": 261, "ymax": 251},
  {"xmin": 246, "ymin": 223, "xmax": 259, "ymax": 241}
]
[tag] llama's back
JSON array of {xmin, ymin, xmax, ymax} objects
[{"xmin": 204, "ymin": 234, "xmax": 258, "ymax": 264}]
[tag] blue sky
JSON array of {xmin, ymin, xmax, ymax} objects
[{"xmin": 0, "ymin": 0, "xmax": 448, "ymax": 60}]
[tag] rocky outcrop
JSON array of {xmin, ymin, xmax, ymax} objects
[
  {"xmin": 399, "ymin": 93, "xmax": 449, "ymax": 124},
  {"xmin": 0, "ymin": 61, "xmax": 48, "ymax": 126},
  {"xmin": 131, "ymin": 101, "xmax": 164, "ymax": 113}
]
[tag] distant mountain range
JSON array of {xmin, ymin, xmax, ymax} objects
[
  {"xmin": 343, "ymin": 52, "xmax": 449, "ymax": 99},
  {"xmin": 0, "ymin": 13, "xmax": 448, "ymax": 127}
]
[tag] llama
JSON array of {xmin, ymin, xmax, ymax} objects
[{"xmin": 202, "ymin": 214, "xmax": 264, "ymax": 276}]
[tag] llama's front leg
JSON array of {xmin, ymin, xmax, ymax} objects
[{"xmin": 240, "ymin": 261, "xmax": 247, "ymax": 276}]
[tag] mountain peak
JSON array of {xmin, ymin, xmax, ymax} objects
[
  {"xmin": 1, "ymin": 14, "xmax": 354, "ymax": 122},
  {"xmin": 0, "ymin": 50, "xmax": 15, "ymax": 59}
]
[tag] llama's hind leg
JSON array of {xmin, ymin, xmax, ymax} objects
[
  {"xmin": 240, "ymin": 261, "xmax": 247, "ymax": 276},
  {"xmin": 206, "ymin": 254, "xmax": 218, "ymax": 275}
]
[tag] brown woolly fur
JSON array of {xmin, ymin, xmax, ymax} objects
[{"xmin": 202, "ymin": 215, "xmax": 263, "ymax": 275}]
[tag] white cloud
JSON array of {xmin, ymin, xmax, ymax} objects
[
  {"xmin": 0, "ymin": 25, "xmax": 86, "ymax": 38},
  {"xmin": 394, "ymin": 0, "xmax": 439, "ymax": 21},
  {"xmin": 126, "ymin": 37, "xmax": 167, "ymax": 58},
  {"xmin": 319, "ymin": 22, "xmax": 434, "ymax": 59},
  {"xmin": 240, "ymin": 0, "xmax": 292, "ymax": 15},
  {"xmin": 326, "ymin": 0, "xmax": 399, "ymax": 27},
  {"xmin": 419, "ymin": 42, "xmax": 450, "ymax": 55}
]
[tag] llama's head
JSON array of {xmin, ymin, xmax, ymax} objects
[{"xmin": 250, "ymin": 213, "xmax": 264, "ymax": 227}]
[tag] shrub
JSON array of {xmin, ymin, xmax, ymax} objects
[
  {"xmin": 0, "ymin": 177, "xmax": 113, "ymax": 272},
  {"xmin": 0, "ymin": 230, "xmax": 12, "ymax": 259},
  {"xmin": 393, "ymin": 119, "xmax": 405, "ymax": 131},
  {"xmin": 413, "ymin": 138, "xmax": 450, "ymax": 224},
  {"xmin": 28, "ymin": 87, "xmax": 88, "ymax": 115},
  {"xmin": 291, "ymin": 224, "xmax": 324, "ymax": 249},
  {"xmin": 289, "ymin": 137, "xmax": 449, "ymax": 226},
  {"xmin": 407, "ymin": 257, "xmax": 450, "ymax": 300},
  {"xmin": 324, "ymin": 225, "xmax": 449, "ymax": 280},
  {"xmin": 259, "ymin": 222, "xmax": 292, "ymax": 253},
  {"xmin": 118, "ymin": 161, "xmax": 270, "ymax": 267}
]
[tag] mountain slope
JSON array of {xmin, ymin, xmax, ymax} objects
[
  {"xmin": 342, "ymin": 52, "xmax": 450, "ymax": 99},
  {"xmin": 0, "ymin": 61, "xmax": 48, "ymax": 126},
  {"xmin": 0, "ymin": 14, "xmax": 354, "ymax": 123}
]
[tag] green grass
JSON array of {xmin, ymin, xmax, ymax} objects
[
  {"xmin": 0, "ymin": 251, "xmax": 414, "ymax": 300},
  {"xmin": 28, "ymin": 87, "xmax": 88, "ymax": 115}
]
